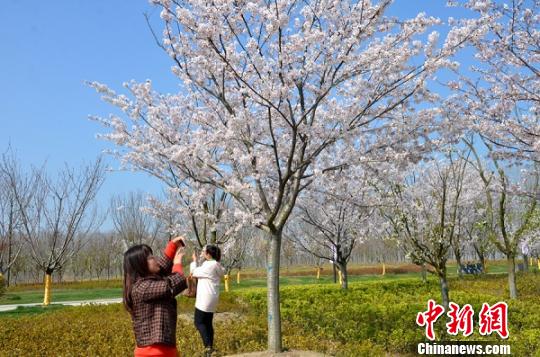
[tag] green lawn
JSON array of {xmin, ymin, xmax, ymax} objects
[
  {"xmin": 0, "ymin": 272, "xmax": 433, "ymax": 305},
  {"xmin": 0, "ymin": 287, "xmax": 122, "ymax": 305},
  {"xmin": 0, "ymin": 259, "xmax": 530, "ymax": 306},
  {"xmin": 0, "ymin": 304, "xmax": 67, "ymax": 318}
]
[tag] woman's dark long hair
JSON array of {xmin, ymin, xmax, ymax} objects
[
  {"xmin": 205, "ymin": 244, "xmax": 221, "ymax": 262},
  {"xmin": 123, "ymin": 244, "xmax": 153, "ymax": 314}
]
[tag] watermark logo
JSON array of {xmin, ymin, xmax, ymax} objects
[
  {"xmin": 416, "ymin": 299, "xmax": 445, "ymax": 341},
  {"xmin": 446, "ymin": 302, "xmax": 474, "ymax": 337},
  {"xmin": 416, "ymin": 299, "xmax": 509, "ymax": 340},
  {"xmin": 478, "ymin": 302, "xmax": 509, "ymax": 339}
]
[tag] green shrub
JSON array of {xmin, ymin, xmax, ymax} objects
[
  {"xmin": 240, "ymin": 274, "xmax": 540, "ymax": 355},
  {"xmin": 0, "ymin": 303, "xmax": 267, "ymax": 356},
  {"xmin": 0, "ymin": 273, "xmax": 538, "ymax": 356}
]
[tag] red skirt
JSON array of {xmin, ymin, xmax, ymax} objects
[{"xmin": 134, "ymin": 344, "xmax": 178, "ymax": 357}]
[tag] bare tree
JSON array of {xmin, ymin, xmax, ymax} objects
[
  {"xmin": 0, "ymin": 176, "xmax": 24, "ymax": 287},
  {"xmin": 82, "ymin": 232, "xmax": 123, "ymax": 280},
  {"xmin": 0, "ymin": 148, "xmax": 39, "ymax": 287},
  {"xmin": 110, "ymin": 191, "xmax": 162, "ymax": 251},
  {"xmin": 4, "ymin": 158, "xmax": 105, "ymax": 304},
  {"xmin": 0, "ymin": 163, "xmax": 21, "ymax": 286}
]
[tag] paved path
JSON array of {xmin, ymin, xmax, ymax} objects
[{"xmin": 0, "ymin": 298, "xmax": 122, "ymax": 312}]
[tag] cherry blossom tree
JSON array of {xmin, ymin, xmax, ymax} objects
[
  {"xmin": 384, "ymin": 153, "xmax": 480, "ymax": 309},
  {"xmin": 464, "ymin": 138, "xmax": 539, "ymax": 299},
  {"xmin": 520, "ymin": 207, "xmax": 540, "ymax": 269},
  {"xmin": 90, "ymin": 0, "xmax": 476, "ymax": 350},
  {"xmin": 220, "ymin": 227, "xmax": 251, "ymax": 276},
  {"xmin": 148, "ymin": 187, "xmax": 242, "ymax": 246},
  {"xmin": 444, "ymin": 1, "xmax": 540, "ymax": 285},
  {"xmin": 447, "ymin": 0, "xmax": 540, "ymax": 161},
  {"xmin": 287, "ymin": 165, "xmax": 376, "ymax": 289},
  {"xmin": 146, "ymin": 187, "xmax": 248, "ymax": 276}
]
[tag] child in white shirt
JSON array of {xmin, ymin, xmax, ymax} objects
[{"xmin": 189, "ymin": 245, "xmax": 225, "ymax": 356}]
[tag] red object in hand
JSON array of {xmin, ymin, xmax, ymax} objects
[{"xmin": 164, "ymin": 241, "xmax": 184, "ymax": 259}]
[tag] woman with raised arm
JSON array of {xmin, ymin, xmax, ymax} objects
[
  {"xmin": 123, "ymin": 236, "xmax": 187, "ymax": 357},
  {"xmin": 190, "ymin": 245, "xmax": 225, "ymax": 356}
]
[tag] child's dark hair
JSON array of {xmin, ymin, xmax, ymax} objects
[
  {"xmin": 205, "ymin": 244, "xmax": 221, "ymax": 262},
  {"xmin": 123, "ymin": 244, "xmax": 153, "ymax": 314}
]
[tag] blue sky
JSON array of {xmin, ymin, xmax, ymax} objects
[
  {"xmin": 1, "ymin": 0, "xmax": 176, "ymax": 229},
  {"xmin": 0, "ymin": 1, "xmax": 471, "ymax": 230}
]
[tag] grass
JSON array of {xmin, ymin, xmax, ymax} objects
[
  {"xmin": 0, "ymin": 304, "xmax": 67, "ymax": 318},
  {"xmin": 0, "ymin": 272, "xmax": 428, "ymax": 306},
  {"xmin": 0, "ymin": 259, "xmax": 532, "ymax": 306},
  {"xmin": 0, "ymin": 287, "xmax": 122, "ymax": 305}
]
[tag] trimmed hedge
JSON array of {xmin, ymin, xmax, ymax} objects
[{"xmin": 242, "ymin": 274, "xmax": 540, "ymax": 356}]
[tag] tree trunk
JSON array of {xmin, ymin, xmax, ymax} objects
[
  {"xmin": 421, "ymin": 263, "xmax": 427, "ymax": 283},
  {"xmin": 332, "ymin": 262, "xmax": 337, "ymax": 283},
  {"xmin": 479, "ymin": 254, "xmax": 486, "ymax": 274},
  {"xmin": 43, "ymin": 272, "xmax": 52, "ymax": 306},
  {"xmin": 121, "ymin": 239, "xmax": 129, "ymax": 252},
  {"xmin": 339, "ymin": 263, "xmax": 348, "ymax": 289},
  {"xmin": 7, "ymin": 230, "xmax": 12, "ymax": 287},
  {"xmin": 507, "ymin": 256, "xmax": 518, "ymax": 299},
  {"xmin": 454, "ymin": 247, "xmax": 463, "ymax": 278},
  {"xmin": 523, "ymin": 254, "xmax": 529, "ymax": 273},
  {"xmin": 438, "ymin": 270, "xmax": 450, "ymax": 311},
  {"xmin": 473, "ymin": 243, "xmax": 486, "ymax": 273},
  {"xmin": 266, "ymin": 232, "xmax": 282, "ymax": 353}
]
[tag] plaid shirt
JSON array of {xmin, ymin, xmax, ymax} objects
[{"xmin": 131, "ymin": 254, "xmax": 187, "ymax": 347}]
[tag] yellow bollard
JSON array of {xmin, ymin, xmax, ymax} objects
[
  {"xmin": 224, "ymin": 274, "xmax": 230, "ymax": 292},
  {"xmin": 43, "ymin": 274, "xmax": 52, "ymax": 306},
  {"xmin": 236, "ymin": 271, "xmax": 241, "ymax": 285},
  {"xmin": 382, "ymin": 263, "xmax": 386, "ymax": 276},
  {"xmin": 338, "ymin": 270, "xmax": 342, "ymax": 286}
]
